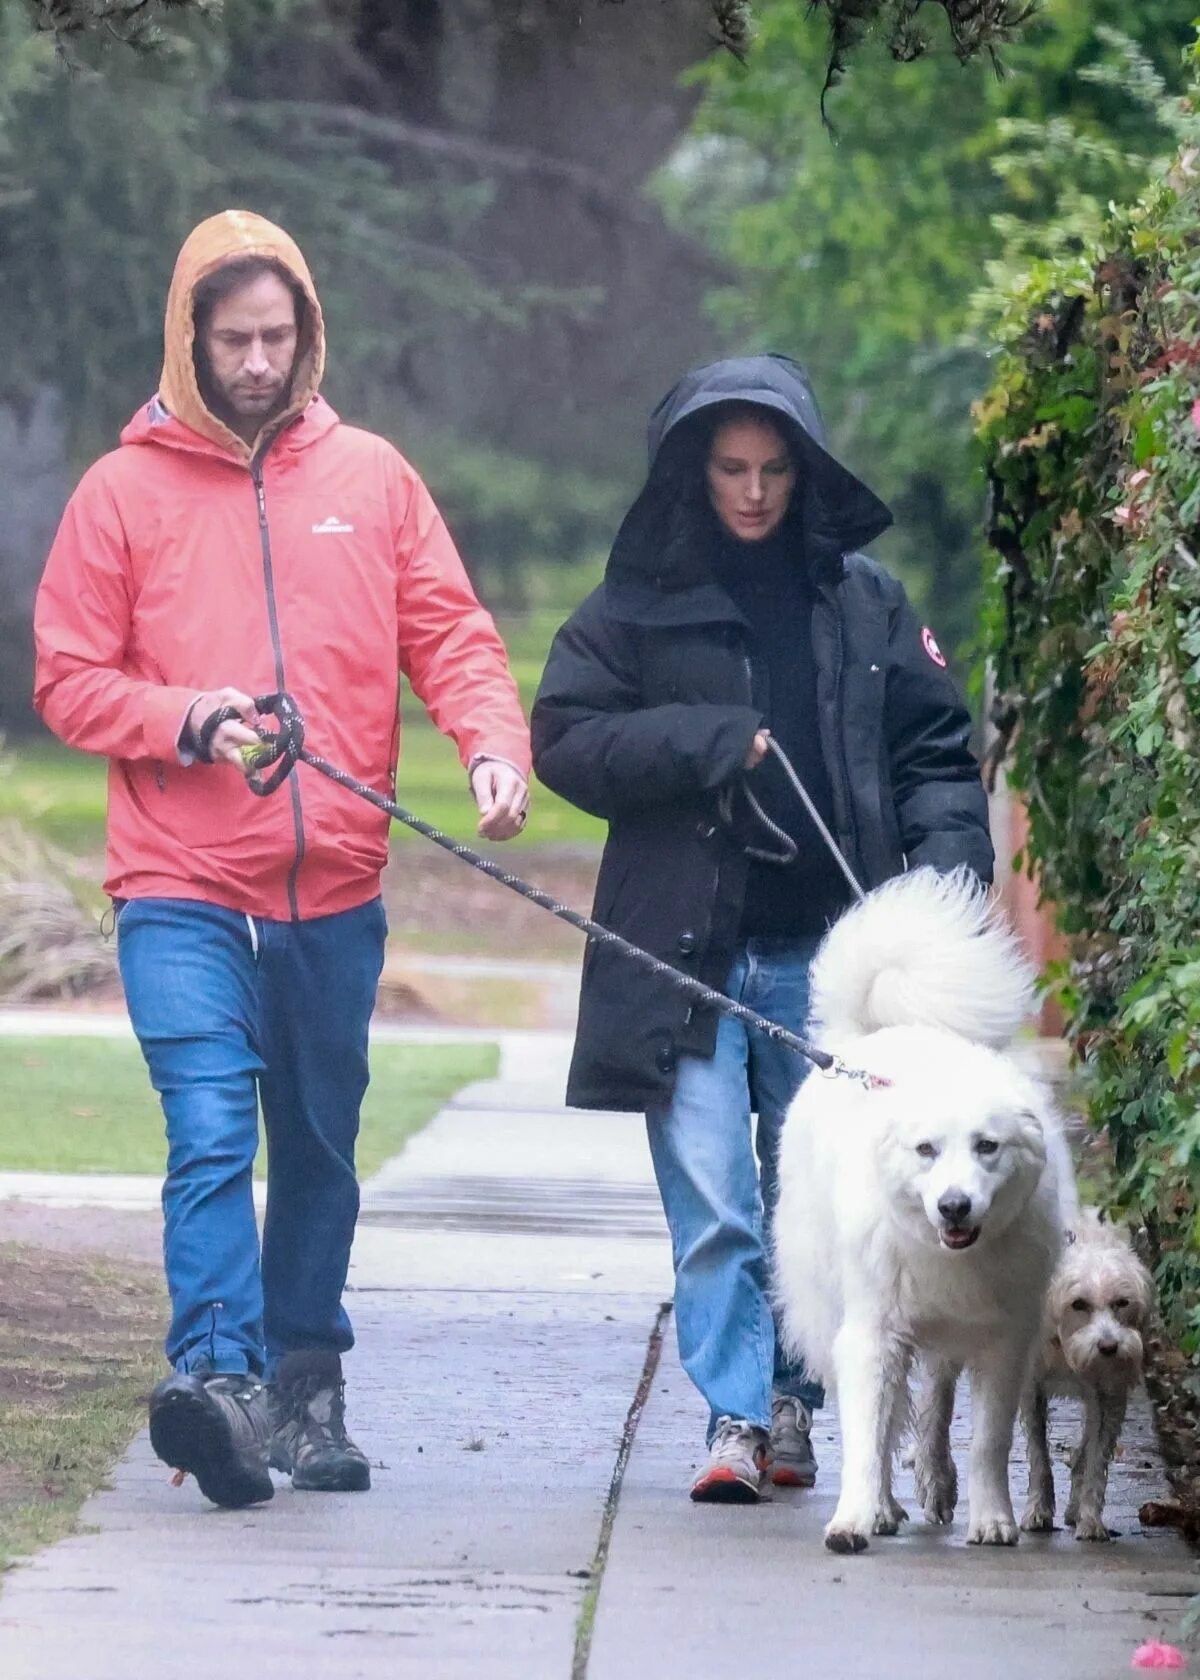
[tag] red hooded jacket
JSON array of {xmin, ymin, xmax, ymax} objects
[{"xmin": 33, "ymin": 210, "xmax": 530, "ymax": 921}]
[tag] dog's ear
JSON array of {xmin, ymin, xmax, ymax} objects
[{"xmin": 1009, "ymin": 1106, "xmax": 1049, "ymax": 1167}]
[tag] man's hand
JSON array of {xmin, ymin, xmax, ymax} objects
[
  {"xmin": 745, "ymin": 729, "xmax": 771, "ymax": 770},
  {"xmin": 187, "ymin": 687, "xmax": 262, "ymax": 777},
  {"xmin": 470, "ymin": 759, "xmax": 530, "ymax": 842}
]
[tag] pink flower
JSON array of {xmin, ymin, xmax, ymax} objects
[
  {"xmin": 1191, "ymin": 397, "xmax": 1200, "ymax": 431},
  {"xmin": 1132, "ymin": 1641, "xmax": 1187, "ymax": 1670},
  {"xmin": 1113, "ymin": 505, "xmax": 1133, "ymax": 526},
  {"xmin": 1129, "ymin": 469, "xmax": 1152, "ymax": 492}
]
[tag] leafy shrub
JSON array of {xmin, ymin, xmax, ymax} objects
[{"xmin": 976, "ymin": 39, "xmax": 1200, "ymax": 1355}]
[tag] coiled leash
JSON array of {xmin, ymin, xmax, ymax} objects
[
  {"xmin": 197, "ymin": 692, "xmax": 888, "ymax": 1089},
  {"xmin": 721, "ymin": 738, "xmax": 867, "ymax": 902}
]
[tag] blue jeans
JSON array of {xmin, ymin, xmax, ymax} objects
[
  {"xmin": 647, "ymin": 938, "xmax": 825, "ymax": 1440},
  {"xmin": 117, "ymin": 896, "xmax": 387, "ymax": 1378}
]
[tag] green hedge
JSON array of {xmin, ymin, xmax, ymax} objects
[{"xmin": 977, "ymin": 47, "xmax": 1200, "ymax": 1356}]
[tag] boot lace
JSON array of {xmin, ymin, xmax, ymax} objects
[{"xmin": 293, "ymin": 1372, "xmax": 349, "ymax": 1446}]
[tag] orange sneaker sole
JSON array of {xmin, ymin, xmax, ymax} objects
[
  {"xmin": 690, "ymin": 1465, "xmax": 764, "ymax": 1504},
  {"xmin": 770, "ymin": 1464, "xmax": 816, "ymax": 1488}
]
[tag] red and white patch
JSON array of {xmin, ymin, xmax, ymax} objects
[{"xmin": 921, "ymin": 626, "xmax": 947, "ymax": 669}]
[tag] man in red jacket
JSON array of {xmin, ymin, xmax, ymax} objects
[{"xmin": 33, "ymin": 210, "xmax": 531, "ymax": 1509}]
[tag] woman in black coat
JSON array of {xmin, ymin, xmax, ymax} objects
[{"xmin": 531, "ymin": 355, "xmax": 993, "ymax": 1504}]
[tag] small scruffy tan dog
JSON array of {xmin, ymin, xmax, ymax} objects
[{"xmin": 1019, "ymin": 1208, "xmax": 1154, "ymax": 1541}]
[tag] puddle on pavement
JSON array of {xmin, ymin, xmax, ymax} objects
[{"xmin": 359, "ymin": 1175, "xmax": 666, "ymax": 1239}]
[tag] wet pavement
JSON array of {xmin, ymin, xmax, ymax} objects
[{"xmin": 0, "ymin": 1027, "xmax": 1193, "ymax": 1678}]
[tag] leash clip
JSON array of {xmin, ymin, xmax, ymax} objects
[{"xmin": 823, "ymin": 1056, "xmax": 893, "ymax": 1090}]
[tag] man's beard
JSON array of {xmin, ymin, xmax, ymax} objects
[{"xmin": 194, "ymin": 349, "xmax": 294, "ymax": 436}]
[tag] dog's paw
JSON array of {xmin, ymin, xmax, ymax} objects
[
  {"xmin": 824, "ymin": 1521, "xmax": 870, "ymax": 1555},
  {"xmin": 872, "ymin": 1496, "xmax": 909, "ymax": 1536},
  {"xmin": 1072, "ymin": 1514, "xmax": 1112, "ymax": 1543},
  {"xmin": 920, "ymin": 1470, "xmax": 958, "ymax": 1526},
  {"xmin": 1019, "ymin": 1501, "xmax": 1055, "ymax": 1533},
  {"xmin": 966, "ymin": 1513, "xmax": 1020, "ymax": 1547}
]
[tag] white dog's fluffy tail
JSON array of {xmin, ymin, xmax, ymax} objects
[{"xmin": 811, "ymin": 867, "xmax": 1035, "ymax": 1049}]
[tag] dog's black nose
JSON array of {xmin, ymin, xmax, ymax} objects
[
  {"xmin": 937, "ymin": 1191, "xmax": 972, "ymax": 1226},
  {"xmin": 1098, "ymin": 1339, "xmax": 1119, "ymax": 1357}
]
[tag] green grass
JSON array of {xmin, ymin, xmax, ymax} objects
[
  {"xmin": 0, "ymin": 1245, "xmax": 165, "ymax": 1571},
  {"xmin": 0, "ymin": 1037, "xmax": 498, "ymax": 1179},
  {"xmin": 4, "ymin": 608, "xmax": 604, "ymax": 854},
  {"xmin": 0, "ymin": 746, "xmax": 108, "ymax": 856}
]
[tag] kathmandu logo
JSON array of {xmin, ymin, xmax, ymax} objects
[
  {"xmin": 311, "ymin": 514, "xmax": 355, "ymax": 535},
  {"xmin": 921, "ymin": 626, "xmax": 947, "ymax": 669}
]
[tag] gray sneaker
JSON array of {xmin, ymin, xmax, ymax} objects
[
  {"xmin": 269, "ymin": 1349, "xmax": 370, "ymax": 1492},
  {"xmin": 770, "ymin": 1395, "xmax": 817, "ymax": 1487},
  {"xmin": 148, "ymin": 1368, "xmax": 274, "ymax": 1508},
  {"xmin": 690, "ymin": 1416, "xmax": 769, "ymax": 1504}
]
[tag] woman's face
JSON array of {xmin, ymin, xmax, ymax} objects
[{"xmin": 705, "ymin": 414, "xmax": 797, "ymax": 542}]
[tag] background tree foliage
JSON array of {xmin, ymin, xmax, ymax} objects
[
  {"xmin": 17, "ymin": 0, "xmax": 1031, "ymax": 73},
  {"xmin": 666, "ymin": 0, "xmax": 1198, "ymax": 654},
  {"xmin": 0, "ymin": 1, "xmax": 530, "ymax": 459},
  {"xmin": 976, "ymin": 40, "xmax": 1200, "ymax": 1358},
  {"xmin": 0, "ymin": 0, "xmax": 726, "ymax": 729}
]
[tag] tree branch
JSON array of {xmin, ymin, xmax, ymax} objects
[
  {"xmin": 214, "ymin": 96, "xmax": 653, "ymax": 220},
  {"xmin": 212, "ymin": 95, "xmax": 725, "ymax": 282}
]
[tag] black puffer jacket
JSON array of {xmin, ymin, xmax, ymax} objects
[{"xmin": 532, "ymin": 355, "xmax": 993, "ymax": 1111}]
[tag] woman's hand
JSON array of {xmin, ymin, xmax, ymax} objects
[{"xmin": 745, "ymin": 729, "xmax": 771, "ymax": 770}]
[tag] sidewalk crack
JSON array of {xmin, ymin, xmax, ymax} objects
[{"xmin": 571, "ymin": 1300, "xmax": 673, "ymax": 1680}]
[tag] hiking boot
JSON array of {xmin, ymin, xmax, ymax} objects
[
  {"xmin": 148, "ymin": 1368, "xmax": 273, "ymax": 1509},
  {"xmin": 269, "ymin": 1349, "xmax": 370, "ymax": 1492},
  {"xmin": 690, "ymin": 1416, "xmax": 769, "ymax": 1504},
  {"xmin": 770, "ymin": 1395, "xmax": 818, "ymax": 1488}
]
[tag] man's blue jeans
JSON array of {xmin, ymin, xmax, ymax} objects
[
  {"xmin": 117, "ymin": 896, "xmax": 386, "ymax": 1378},
  {"xmin": 646, "ymin": 938, "xmax": 825, "ymax": 1440}
]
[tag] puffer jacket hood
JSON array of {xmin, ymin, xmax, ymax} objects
[
  {"xmin": 159, "ymin": 209, "xmax": 326, "ymax": 464},
  {"xmin": 607, "ymin": 353, "xmax": 893, "ymax": 603}
]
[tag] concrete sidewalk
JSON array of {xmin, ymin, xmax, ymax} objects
[{"xmin": 0, "ymin": 1028, "xmax": 1193, "ymax": 1678}]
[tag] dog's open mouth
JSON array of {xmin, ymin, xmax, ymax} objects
[{"xmin": 939, "ymin": 1225, "xmax": 981, "ymax": 1251}]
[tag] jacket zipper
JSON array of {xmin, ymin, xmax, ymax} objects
[
  {"xmin": 251, "ymin": 461, "xmax": 306, "ymax": 920},
  {"xmin": 826, "ymin": 600, "xmax": 861, "ymax": 873}
]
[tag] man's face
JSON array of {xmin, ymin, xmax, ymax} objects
[{"xmin": 197, "ymin": 271, "xmax": 299, "ymax": 435}]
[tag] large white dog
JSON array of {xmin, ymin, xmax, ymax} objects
[{"xmin": 773, "ymin": 867, "xmax": 1074, "ymax": 1554}]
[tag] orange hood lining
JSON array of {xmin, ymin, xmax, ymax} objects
[{"xmin": 159, "ymin": 210, "xmax": 326, "ymax": 464}]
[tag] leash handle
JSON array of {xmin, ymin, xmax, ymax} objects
[
  {"xmin": 193, "ymin": 694, "xmax": 301, "ymax": 796},
  {"xmin": 244, "ymin": 692, "xmax": 305, "ymax": 795},
  {"xmin": 762, "ymin": 737, "xmax": 867, "ymax": 903},
  {"xmin": 193, "ymin": 703, "xmax": 242, "ymax": 764}
]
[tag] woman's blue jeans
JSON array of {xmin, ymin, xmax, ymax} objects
[
  {"xmin": 117, "ymin": 896, "xmax": 386, "ymax": 1378},
  {"xmin": 646, "ymin": 937, "xmax": 825, "ymax": 1440}
]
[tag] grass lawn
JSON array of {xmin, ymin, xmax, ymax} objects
[
  {"xmin": 0, "ymin": 1037, "xmax": 498, "ymax": 1180},
  {"xmin": 3, "ymin": 610, "xmax": 604, "ymax": 855},
  {"xmin": 0, "ymin": 1244, "xmax": 165, "ymax": 1571}
]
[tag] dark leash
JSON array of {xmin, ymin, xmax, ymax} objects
[
  {"xmin": 724, "ymin": 738, "xmax": 867, "ymax": 903},
  {"xmin": 197, "ymin": 692, "xmax": 889, "ymax": 1089}
]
